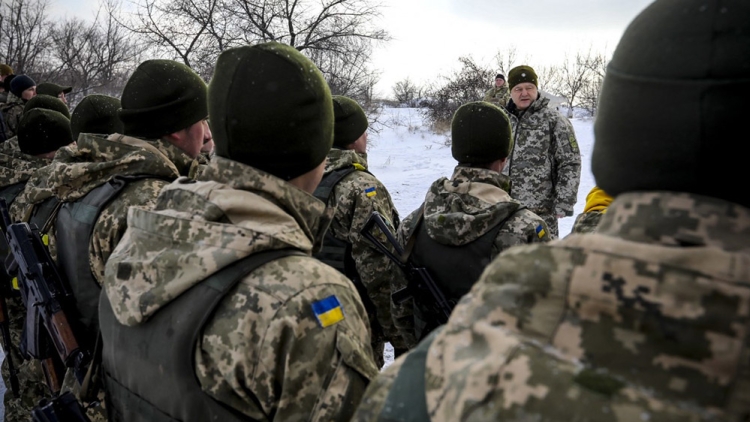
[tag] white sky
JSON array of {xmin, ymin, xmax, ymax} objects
[{"xmin": 49, "ymin": 0, "xmax": 655, "ymax": 97}]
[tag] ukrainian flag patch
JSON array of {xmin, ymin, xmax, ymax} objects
[
  {"xmin": 536, "ymin": 225, "xmax": 546, "ymax": 239},
  {"xmin": 365, "ymin": 187, "xmax": 377, "ymax": 198},
  {"xmin": 312, "ymin": 295, "xmax": 345, "ymax": 328}
]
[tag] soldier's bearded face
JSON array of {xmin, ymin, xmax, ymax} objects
[{"xmin": 511, "ymin": 82, "xmax": 537, "ymax": 110}]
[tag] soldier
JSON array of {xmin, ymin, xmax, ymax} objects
[
  {"xmin": 482, "ymin": 73, "xmax": 510, "ymax": 107},
  {"xmin": 69, "ymin": 94, "xmax": 123, "ymax": 141},
  {"xmin": 1, "ymin": 76, "xmax": 37, "ymax": 139},
  {"xmin": 569, "ymin": 186, "xmax": 613, "ymax": 235},
  {"xmin": 9, "ymin": 60, "xmax": 210, "ymax": 420},
  {"xmin": 1, "ymin": 108, "xmax": 75, "ymax": 421},
  {"xmin": 0, "ymin": 65, "xmax": 12, "ymax": 104},
  {"xmin": 36, "ymin": 82, "xmax": 73, "ymax": 106},
  {"xmin": 503, "ymin": 65, "xmax": 581, "ymax": 239},
  {"xmin": 353, "ymin": 0, "xmax": 750, "ymax": 420},
  {"xmin": 100, "ymin": 42, "xmax": 379, "ymax": 422},
  {"xmin": 392, "ymin": 101, "xmax": 549, "ymax": 344},
  {"xmin": 313, "ymin": 95, "xmax": 407, "ymax": 365}
]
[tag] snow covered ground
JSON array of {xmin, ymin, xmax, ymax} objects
[{"xmin": 0, "ymin": 106, "xmax": 597, "ymax": 414}]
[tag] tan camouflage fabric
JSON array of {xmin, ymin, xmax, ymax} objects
[
  {"xmin": 355, "ymin": 191, "xmax": 750, "ymax": 421},
  {"xmin": 322, "ymin": 149, "xmax": 409, "ymax": 362},
  {"xmin": 103, "ymin": 156, "xmax": 379, "ymax": 421},
  {"xmin": 392, "ymin": 166, "xmax": 550, "ymax": 348},
  {"xmin": 483, "ymin": 85, "xmax": 510, "ymax": 108},
  {"xmin": 503, "ymin": 95, "xmax": 581, "ymax": 239},
  {"xmin": 570, "ymin": 210, "xmax": 605, "ymax": 235},
  {"xmin": 0, "ymin": 94, "xmax": 23, "ymax": 140},
  {"xmin": 0, "ymin": 137, "xmax": 48, "ymax": 187}
]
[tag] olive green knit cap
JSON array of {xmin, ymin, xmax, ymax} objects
[
  {"xmin": 332, "ymin": 96, "xmax": 368, "ymax": 148},
  {"xmin": 36, "ymin": 82, "xmax": 72, "ymax": 97},
  {"xmin": 209, "ymin": 42, "xmax": 333, "ymax": 181},
  {"xmin": 507, "ymin": 65, "xmax": 538, "ymax": 89},
  {"xmin": 18, "ymin": 109, "xmax": 74, "ymax": 156},
  {"xmin": 451, "ymin": 102, "xmax": 512, "ymax": 164},
  {"xmin": 24, "ymin": 95, "xmax": 70, "ymax": 119},
  {"xmin": 71, "ymin": 94, "xmax": 124, "ymax": 140}
]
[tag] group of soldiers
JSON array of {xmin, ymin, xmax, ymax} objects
[{"xmin": 0, "ymin": 0, "xmax": 749, "ymax": 420}]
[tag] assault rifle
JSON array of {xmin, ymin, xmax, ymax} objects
[
  {"xmin": 360, "ymin": 211, "xmax": 453, "ymax": 326},
  {"xmin": 0, "ymin": 198, "xmax": 90, "ymax": 395}
]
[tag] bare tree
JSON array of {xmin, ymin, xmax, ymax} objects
[
  {"xmin": 554, "ymin": 50, "xmax": 594, "ymax": 118},
  {"xmin": 579, "ymin": 51, "xmax": 609, "ymax": 116},
  {"xmin": 493, "ymin": 46, "xmax": 520, "ymax": 76},
  {"xmin": 0, "ymin": 0, "xmax": 52, "ymax": 74},
  {"xmin": 392, "ymin": 77, "xmax": 420, "ymax": 106}
]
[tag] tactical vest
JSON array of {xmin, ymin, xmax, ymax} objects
[
  {"xmin": 313, "ymin": 166, "xmax": 383, "ymax": 338},
  {"xmin": 100, "ymin": 248, "xmax": 304, "ymax": 422},
  {"xmin": 407, "ymin": 206, "xmax": 519, "ymax": 340}
]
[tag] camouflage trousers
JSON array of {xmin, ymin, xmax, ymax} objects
[{"xmin": 61, "ymin": 367, "xmax": 107, "ymax": 421}]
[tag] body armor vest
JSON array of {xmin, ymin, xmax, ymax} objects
[{"xmin": 100, "ymin": 248, "xmax": 303, "ymax": 422}]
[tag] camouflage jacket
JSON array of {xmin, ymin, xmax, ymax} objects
[
  {"xmin": 12, "ymin": 133, "xmax": 195, "ymax": 283},
  {"xmin": 0, "ymin": 137, "xmax": 49, "ymax": 189},
  {"xmin": 570, "ymin": 210, "xmax": 605, "ymax": 234},
  {"xmin": 482, "ymin": 85, "xmax": 510, "ymax": 108},
  {"xmin": 0, "ymin": 92, "xmax": 24, "ymax": 139},
  {"xmin": 355, "ymin": 191, "xmax": 750, "ymax": 422},
  {"xmin": 103, "ymin": 156, "xmax": 379, "ymax": 421},
  {"xmin": 503, "ymin": 95, "xmax": 581, "ymax": 220},
  {"xmin": 392, "ymin": 166, "xmax": 549, "ymax": 347},
  {"xmin": 322, "ymin": 149, "xmax": 409, "ymax": 353}
]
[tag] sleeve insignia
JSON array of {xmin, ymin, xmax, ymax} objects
[
  {"xmin": 312, "ymin": 295, "xmax": 345, "ymax": 328},
  {"xmin": 536, "ymin": 224, "xmax": 546, "ymax": 239},
  {"xmin": 365, "ymin": 187, "xmax": 377, "ymax": 198}
]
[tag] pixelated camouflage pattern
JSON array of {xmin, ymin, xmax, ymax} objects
[
  {"xmin": 0, "ymin": 137, "xmax": 49, "ymax": 187},
  {"xmin": 355, "ymin": 191, "xmax": 750, "ymax": 421},
  {"xmin": 483, "ymin": 85, "xmax": 510, "ymax": 108},
  {"xmin": 0, "ymin": 93, "xmax": 24, "ymax": 139},
  {"xmin": 1, "ymin": 357, "xmax": 49, "ymax": 422},
  {"xmin": 570, "ymin": 210, "xmax": 605, "ymax": 235},
  {"xmin": 392, "ymin": 166, "xmax": 549, "ymax": 349},
  {"xmin": 503, "ymin": 95, "xmax": 581, "ymax": 239},
  {"xmin": 103, "ymin": 156, "xmax": 379, "ymax": 421},
  {"xmin": 323, "ymin": 149, "xmax": 409, "ymax": 359}
]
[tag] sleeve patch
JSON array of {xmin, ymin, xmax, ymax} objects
[
  {"xmin": 536, "ymin": 225, "xmax": 546, "ymax": 239},
  {"xmin": 365, "ymin": 187, "xmax": 377, "ymax": 198},
  {"xmin": 569, "ymin": 136, "xmax": 579, "ymax": 152},
  {"xmin": 312, "ymin": 295, "xmax": 345, "ymax": 328}
]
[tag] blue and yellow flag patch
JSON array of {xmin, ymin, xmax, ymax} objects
[
  {"xmin": 536, "ymin": 225, "xmax": 546, "ymax": 239},
  {"xmin": 312, "ymin": 295, "xmax": 345, "ymax": 328},
  {"xmin": 365, "ymin": 187, "xmax": 377, "ymax": 198}
]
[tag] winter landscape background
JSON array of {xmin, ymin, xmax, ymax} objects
[{"xmin": 0, "ymin": 106, "xmax": 596, "ymax": 417}]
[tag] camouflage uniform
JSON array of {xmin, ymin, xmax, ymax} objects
[
  {"xmin": 570, "ymin": 210, "xmax": 605, "ymax": 234},
  {"xmin": 321, "ymin": 149, "xmax": 407, "ymax": 364},
  {"xmin": 0, "ymin": 94, "xmax": 24, "ymax": 140},
  {"xmin": 0, "ymin": 139, "xmax": 51, "ymax": 422},
  {"xmin": 392, "ymin": 166, "xmax": 549, "ymax": 346},
  {"xmin": 355, "ymin": 191, "xmax": 750, "ymax": 421},
  {"xmin": 482, "ymin": 85, "xmax": 510, "ymax": 108},
  {"xmin": 503, "ymin": 95, "xmax": 581, "ymax": 239},
  {"xmin": 570, "ymin": 186, "xmax": 614, "ymax": 235},
  {"xmin": 102, "ymin": 156, "xmax": 379, "ymax": 421}
]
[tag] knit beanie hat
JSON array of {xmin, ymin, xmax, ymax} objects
[
  {"xmin": 10, "ymin": 75, "xmax": 35, "ymax": 98},
  {"xmin": 332, "ymin": 96, "xmax": 368, "ymax": 148},
  {"xmin": 592, "ymin": 0, "xmax": 750, "ymax": 208},
  {"xmin": 507, "ymin": 66, "xmax": 538, "ymax": 89},
  {"xmin": 36, "ymin": 82, "xmax": 73, "ymax": 97},
  {"xmin": 17, "ymin": 109, "xmax": 74, "ymax": 156},
  {"xmin": 495, "ymin": 74, "xmax": 505, "ymax": 80},
  {"xmin": 71, "ymin": 94, "xmax": 124, "ymax": 140},
  {"xmin": 23, "ymin": 95, "xmax": 71, "ymax": 119},
  {"xmin": 119, "ymin": 59, "xmax": 207, "ymax": 138},
  {"xmin": 209, "ymin": 42, "xmax": 333, "ymax": 181},
  {"xmin": 0, "ymin": 64, "xmax": 12, "ymax": 77},
  {"xmin": 451, "ymin": 101, "xmax": 512, "ymax": 164}
]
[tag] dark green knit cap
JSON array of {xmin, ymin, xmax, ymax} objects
[
  {"xmin": 36, "ymin": 82, "xmax": 72, "ymax": 97},
  {"xmin": 507, "ymin": 65, "xmax": 538, "ymax": 89},
  {"xmin": 209, "ymin": 42, "xmax": 333, "ymax": 181},
  {"xmin": 593, "ymin": 0, "xmax": 750, "ymax": 208},
  {"xmin": 119, "ymin": 59, "xmax": 207, "ymax": 138},
  {"xmin": 71, "ymin": 94, "xmax": 124, "ymax": 140},
  {"xmin": 18, "ymin": 109, "xmax": 74, "ymax": 156},
  {"xmin": 451, "ymin": 101, "xmax": 512, "ymax": 164},
  {"xmin": 332, "ymin": 96, "xmax": 368, "ymax": 148},
  {"xmin": 24, "ymin": 95, "xmax": 70, "ymax": 119}
]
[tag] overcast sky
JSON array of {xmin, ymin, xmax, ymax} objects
[{"xmin": 51, "ymin": 0, "xmax": 654, "ymax": 97}]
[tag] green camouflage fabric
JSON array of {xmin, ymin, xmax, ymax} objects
[
  {"xmin": 1, "ymin": 138, "xmax": 52, "ymax": 422},
  {"xmin": 322, "ymin": 149, "xmax": 408, "ymax": 363},
  {"xmin": 504, "ymin": 95, "xmax": 581, "ymax": 239},
  {"xmin": 103, "ymin": 156, "xmax": 379, "ymax": 421},
  {"xmin": 355, "ymin": 191, "xmax": 750, "ymax": 421},
  {"xmin": 482, "ymin": 85, "xmax": 510, "ymax": 108},
  {"xmin": 0, "ymin": 93, "xmax": 23, "ymax": 140},
  {"xmin": 570, "ymin": 210, "xmax": 605, "ymax": 235},
  {"xmin": 392, "ymin": 166, "xmax": 550, "ymax": 349}
]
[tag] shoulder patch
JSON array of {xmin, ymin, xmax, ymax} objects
[
  {"xmin": 312, "ymin": 295, "xmax": 345, "ymax": 328},
  {"xmin": 536, "ymin": 224, "xmax": 546, "ymax": 239},
  {"xmin": 353, "ymin": 163, "xmax": 367, "ymax": 171},
  {"xmin": 364, "ymin": 186, "xmax": 377, "ymax": 198},
  {"xmin": 569, "ymin": 135, "xmax": 579, "ymax": 152}
]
